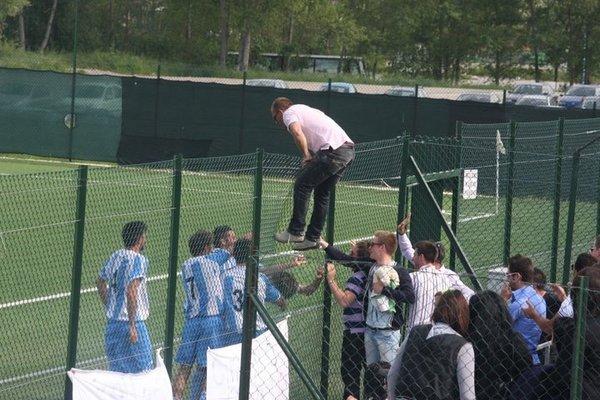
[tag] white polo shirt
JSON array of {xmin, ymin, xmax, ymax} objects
[{"xmin": 282, "ymin": 104, "xmax": 353, "ymax": 153}]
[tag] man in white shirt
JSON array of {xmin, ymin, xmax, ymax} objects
[
  {"xmin": 271, "ymin": 97, "xmax": 355, "ymax": 250},
  {"xmin": 396, "ymin": 214, "xmax": 475, "ymax": 302}
]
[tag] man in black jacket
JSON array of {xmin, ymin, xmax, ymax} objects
[{"xmin": 363, "ymin": 231, "xmax": 415, "ymax": 364}]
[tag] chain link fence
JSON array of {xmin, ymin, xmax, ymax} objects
[{"xmin": 1, "ymin": 132, "xmax": 600, "ymax": 399}]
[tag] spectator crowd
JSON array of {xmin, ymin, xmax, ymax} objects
[{"xmin": 96, "ymin": 217, "xmax": 600, "ymax": 400}]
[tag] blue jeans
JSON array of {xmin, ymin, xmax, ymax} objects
[
  {"xmin": 364, "ymin": 327, "xmax": 400, "ymax": 365},
  {"xmin": 288, "ymin": 145, "xmax": 354, "ymax": 241}
]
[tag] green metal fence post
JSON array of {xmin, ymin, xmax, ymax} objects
[
  {"xmin": 67, "ymin": 0, "xmax": 80, "ymax": 162},
  {"xmin": 163, "ymin": 154, "xmax": 183, "ymax": 376},
  {"xmin": 503, "ymin": 121, "xmax": 517, "ymax": 266},
  {"xmin": 320, "ymin": 185, "xmax": 335, "ymax": 399},
  {"xmin": 153, "ymin": 64, "xmax": 161, "ymax": 138},
  {"xmin": 596, "ymin": 160, "xmax": 600, "ymax": 236},
  {"xmin": 251, "ymin": 295, "xmax": 325, "ymax": 400},
  {"xmin": 239, "ymin": 148, "xmax": 264, "ymax": 400},
  {"xmin": 395, "ymin": 134, "xmax": 411, "ymax": 264},
  {"xmin": 412, "ymin": 84, "xmax": 419, "ymax": 135},
  {"xmin": 409, "ymin": 156, "xmax": 482, "ymax": 290},
  {"xmin": 563, "ymin": 151, "xmax": 582, "ymax": 285},
  {"xmin": 326, "ymin": 78, "xmax": 332, "ymax": 114},
  {"xmin": 450, "ymin": 121, "xmax": 463, "ymax": 271},
  {"xmin": 239, "ymin": 72, "xmax": 247, "ymax": 153},
  {"xmin": 550, "ymin": 118, "xmax": 565, "ymax": 283},
  {"xmin": 570, "ymin": 276, "xmax": 589, "ymax": 400},
  {"xmin": 64, "ymin": 165, "xmax": 88, "ymax": 400}
]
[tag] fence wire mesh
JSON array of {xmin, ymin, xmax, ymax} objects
[{"xmin": 2, "ymin": 132, "xmax": 600, "ymax": 400}]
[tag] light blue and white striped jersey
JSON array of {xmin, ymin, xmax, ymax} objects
[
  {"xmin": 180, "ymin": 255, "xmax": 224, "ymax": 319},
  {"xmin": 99, "ymin": 249, "xmax": 149, "ymax": 321},
  {"xmin": 222, "ymin": 264, "xmax": 281, "ymax": 333},
  {"xmin": 207, "ymin": 248, "xmax": 236, "ymax": 273}
]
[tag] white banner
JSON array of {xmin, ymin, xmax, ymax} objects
[
  {"xmin": 67, "ymin": 350, "xmax": 173, "ymax": 400},
  {"xmin": 206, "ymin": 318, "xmax": 289, "ymax": 400},
  {"xmin": 463, "ymin": 169, "xmax": 478, "ymax": 199}
]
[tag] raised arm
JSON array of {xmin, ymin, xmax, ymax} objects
[
  {"xmin": 396, "ymin": 233, "xmax": 415, "ymax": 264},
  {"xmin": 396, "ymin": 214, "xmax": 414, "ymax": 264},
  {"xmin": 320, "ymin": 239, "xmax": 372, "ymax": 272}
]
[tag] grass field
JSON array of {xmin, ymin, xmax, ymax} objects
[{"xmin": 0, "ymin": 154, "xmax": 597, "ymax": 400}]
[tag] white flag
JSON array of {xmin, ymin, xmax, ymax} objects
[
  {"xmin": 496, "ymin": 130, "xmax": 506, "ymax": 154},
  {"xmin": 67, "ymin": 350, "xmax": 173, "ymax": 400}
]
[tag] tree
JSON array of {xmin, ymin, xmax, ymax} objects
[
  {"xmin": 219, "ymin": 0, "xmax": 229, "ymax": 67},
  {"xmin": 39, "ymin": 0, "xmax": 58, "ymax": 53},
  {"xmin": 475, "ymin": 0, "xmax": 524, "ymax": 85},
  {"xmin": 0, "ymin": 0, "xmax": 29, "ymax": 38}
]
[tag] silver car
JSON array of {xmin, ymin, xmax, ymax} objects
[
  {"xmin": 515, "ymin": 95, "xmax": 557, "ymax": 107},
  {"xmin": 385, "ymin": 86, "xmax": 426, "ymax": 97},
  {"xmin": 319, "ymin": 82, "xmax": 357, "ymax": 94},
  {"xmin": 582, "ymin": 96, "xmax": 600, "ymax": 110},
  {"xmin": 506, "ymin": 83, "xmax": 554, "ymax": 104},
  {"xmin": 246, "ymin": 79, "xmax": 288, "ymax": 89},
  {"xmin": 456, "ymin": 93, "xmax": 501, "ymax": 103}
]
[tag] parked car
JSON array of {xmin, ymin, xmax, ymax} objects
[
  {"xmin": 27, "ymin": 82, "xmax": 122, "ymax": 115},
  {"xmin": 0, "ymin": 82, "xmax": 53, "ymax": 109},
  {"xmin": 581, "ymin": 96, "xmax": 600, "ymax": 110},
  {"xmin": 456, "ymin": 92, "xmax": 501, "ymax": 103},
  {"xmin": 319, "ymin": 82, "xmax": 357, "ymax": 94},
  {"xmin": 506, "ymin": 83, "xmax": 555, "ymax": 104},
  {"xmin": 515, "ymin": 95, "xmax": 557, "ymax": 107},
  {"xmin": 245, "ymin": 79, "xmax": 288, "ymax": 89},
  {"xmin": 558, "ymin": 84, "xmax": 600, "ymax": 109},
  {"xmin": 384, "ymin": 86, "xmax": 426, "ymax": 97}
]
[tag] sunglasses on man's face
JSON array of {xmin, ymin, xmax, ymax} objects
[{"xmin": 368, "ymin": 242, "xmax": 383, "ymax": 248}]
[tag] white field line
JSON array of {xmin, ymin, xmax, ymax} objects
[
  {"xmin": 0, "ymin": 156, "xmax": 114, "ymax": 168},
  {"xmin": 0, "ymin": 236, "xmax": 370, "ymax": 311}
]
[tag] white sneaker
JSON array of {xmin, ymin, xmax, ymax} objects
[
  {"xmin": 274, "ymin": 230, "xmax": 305, "ymax": 243},
  {"xmin": 292, "ymin": 239, "xmax": 319, "ymax": 251}
]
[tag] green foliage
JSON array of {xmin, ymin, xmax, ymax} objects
[
  {"xmin": 0, "ymin": 0, "xmax": 29, "ymax": 22},
  {"xmin": 2, "ymin": 0, "xmax": 600, "ymax": 82}
]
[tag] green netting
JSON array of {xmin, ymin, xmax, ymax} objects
[
  {"xmin": 1, "ymin": 133, "xmax": 600, "ymax": 400},
  {"xmin": 0, "ymin": 68, "xmax": 121, "ymax": 162},
  {"xmin": 0, "ymin": 170, "xmax": 78, "ymax": 400}
]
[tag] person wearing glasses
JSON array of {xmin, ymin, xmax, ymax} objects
[
  {"xmin": 498, "ymin": 255, "xmax": 546, "ymax": 399},
  {"xmin": 364, "ymin": 231, "xmax": 414, "ymax": 398},
  {"xmin": 271, "ymin": 97, "xmax": 355, "ymax": 251},
  {"xmin": 500, "ymin": 255, "xmax": 546, "ymax": 366}
]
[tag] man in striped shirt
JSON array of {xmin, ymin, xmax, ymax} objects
[
  {"xmin": 208, "ymin": 225, "xmax": 237, "ymax": 272},
  {"xmin": 326, "ymin": 261, "xmax": 368, "ymax": 400},
  {"xmin": 96, "ymin": 221, "xmax": 153, "ymax": 373},
  {"xmin": 396, "ymin": 215, "xmax": 474, "ymax": 330},
  {"xmin": 173, "ymin": 230, "xmax": 225, "ymax": 400}
]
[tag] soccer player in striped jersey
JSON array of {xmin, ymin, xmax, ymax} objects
[
  {"xmin": 173, "ymin": 230, "xmax": 225, "ymax": 400},
  {"xmin": 96, "ymin": 221, "xmax": 152, "ymax": 373},
  {"xmin": 208, "ymin": 225, "xmax": 237, "ymax": 272},
  {"xmin": 222, "ymin": 238, "xmax": 286, "ymax": 346}
]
